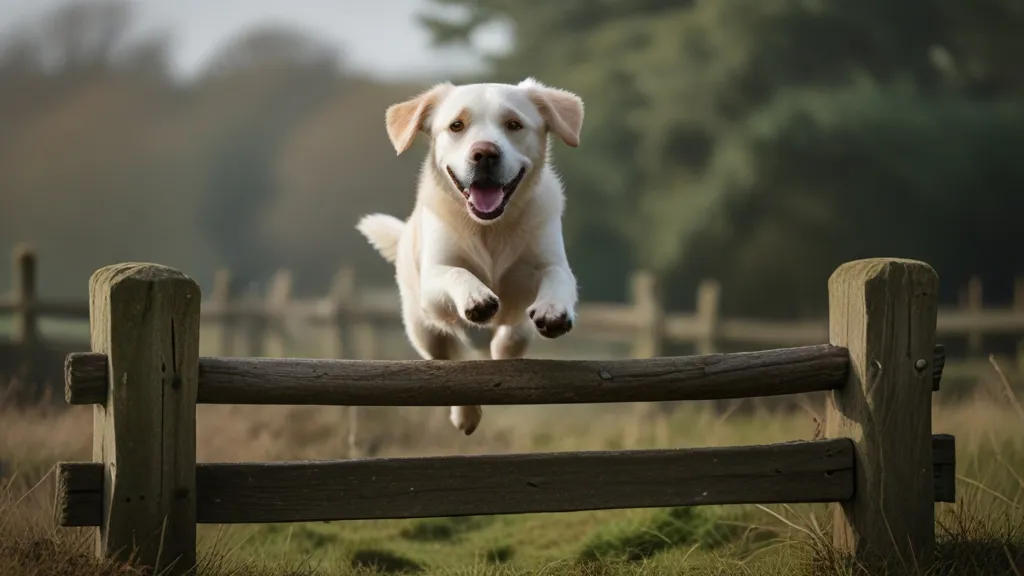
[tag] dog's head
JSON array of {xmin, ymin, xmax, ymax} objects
[{"xmin": 384, "ymin": 78, "xmax": 584, "ymax": 223}]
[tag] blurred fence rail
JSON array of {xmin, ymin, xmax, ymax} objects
[{"xmin": 2, "ymin": 244, "xmax": 1022, "ymax": 402}]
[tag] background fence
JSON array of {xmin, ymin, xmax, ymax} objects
[
  {"xmin": 3, "ymin": 243, "xmax": 1023, "ymax": 403},
  {"xmin": 54, "ymin": 257, "xmax": 956, "ymax": 575}
]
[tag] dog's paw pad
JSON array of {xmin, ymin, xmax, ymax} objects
[
  {"xmin": 528, "ymin": 303, "xmax": 574, "ymax": 338},
  {"xmin": 464, "ymin": 294, "xmax": 499, "ymax": 324}
]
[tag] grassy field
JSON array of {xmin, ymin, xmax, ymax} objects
[{"xmin": 2, "ymin": 353, "xmax": 1023, "ymax": 575}]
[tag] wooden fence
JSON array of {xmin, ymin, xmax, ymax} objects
[
  {"xmin": 3, "ymin": 244, "xmax": 1024, "ymax": 364},
  {"xmin": 171, "ymin": 258, "xmax": 1024, "ymax": 363},
  {"xmin": 54, "ymin": 257, "xmax": 957, "ymax": 574},
  {"xmin": 0, "ymin": 245, "xmax": 94, "ymax": 397}
]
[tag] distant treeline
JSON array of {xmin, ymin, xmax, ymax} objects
[{"xmin": 1, "ymin": 0, "xmax": 1022, "ymax": 322}]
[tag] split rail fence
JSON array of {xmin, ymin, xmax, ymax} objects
[
  {"xmin": 3, "ymin": 244, "xmax": 1023, "ymax": 365},
  {"xmin": 53, "ymin": 257, "xmax": 957, "ymax": 574}
]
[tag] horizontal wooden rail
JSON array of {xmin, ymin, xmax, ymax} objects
[
  {"xmin": 65, "ymin": 343, "xmax": 849, "ymax": 406},
  {"xmin": 57, "ymin": 439, "xmax": 854, "ymax": 526},
  {"xmin": 0, "ymin": 298, "xmax": 90, "ymax": 319},
  {"xmin": 936, "ymin": 308, "xmax": 1024, "ymax": 334},
  {"xmin": 53, "ymin": 435, "xmax": 957, "ymax": 526}
]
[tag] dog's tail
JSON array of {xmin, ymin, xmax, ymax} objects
[{"xmin": 356, "ymin": 213, "xmax": 405, "ymax": 264}]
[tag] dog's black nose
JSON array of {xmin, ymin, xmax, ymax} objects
[{"xmin": 469, "ymin": 141, "xmax": 501, "ymax": 167}]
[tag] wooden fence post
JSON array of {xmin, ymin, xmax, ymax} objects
[
  {"xmin": 630, "ymin": 271, "xmax": 663, "ymax": 358},
  {"xmin": 211, "ymin": 268, "xmax": 234, "ymax": 356},
  {"xmin": 241, "ymin": 282, "xmax": 264, "ymax": 357},
  {"xmin": 327, "ymin": 266, "xmax": 356, "ymax": 360},
  {"xmin": 12, "ymin": 244, "xmax": 39, "ymax": 352},
  {"xmin": 962, "ymin": 276, "xmax": 983, "ymax": 355},
  {"xmin": 89, "ymin": 263, "xmax": 200, "ymax": 575},
  {"xmin": 263, "ymin": 269, "xmax": 292, "ymax": 358},
  {"xmin": 327, "ymin": 266, "xmax": 360, "ymax": 458},
  {"xmin": 826, "ymin": 258, "xmax": 939, "ymax": 570},
  {"xmin": 1014, "ymin": 276, "xmax": 1023, "ymax": 370},
  {"xmin": 695, "ymin": 279, "xmax": 721, "ymax": 356}
]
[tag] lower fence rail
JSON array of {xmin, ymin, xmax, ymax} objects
[{"xmin": 56, "ymin": 435, "xmax": 954, "ymax": 527}]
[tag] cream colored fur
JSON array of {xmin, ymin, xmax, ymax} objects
[{"xmin": 356, "ymin": 78, "xmax": 584, "ymax": 435}]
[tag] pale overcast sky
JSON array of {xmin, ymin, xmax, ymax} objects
[{"xmin": 0, "ymin": 0, "xmax": 511, "ymax": 80}]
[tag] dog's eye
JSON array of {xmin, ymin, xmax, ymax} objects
[
  {"xmin": 449, "ymin": 120, "xmax": 465, "ymax": 133},
  {"xmin": 506, "ymin": 120, "xmax": 523, "ymax": 132}
]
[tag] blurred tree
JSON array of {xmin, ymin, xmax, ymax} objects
[
  {"xmin": 0, "ymin": 1, "xmax": 211, "ymax": 296},
  {"xmin": 2, "ymin": 0, "xmax": 1020, "ymax": 321},
  {"xmin": 686, "ymin": 80, "xmax": 1024, "ymax": 316},
  {"xmin": 420, "ymin": 0, "xmax": 1024, "ymax": 313},
  {"xmin": 264, "ymin": 78, "xmax": 429, "ymax": 293},
  {"xmin": 185, "ymin": 26, "xmax": 342, "ymax": 286}
]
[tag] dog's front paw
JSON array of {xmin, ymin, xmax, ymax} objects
[
  {"xmin": 462, "ymin": 291, "xmax": 500, "ymax": 324},
  {"xmin": 528, "ymin": 301, "xmax": 574, "ymax": 338}
]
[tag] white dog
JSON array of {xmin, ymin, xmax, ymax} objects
[{"xmin": 356, "ymin": 78, "xmax": 584, "ymax": 435}]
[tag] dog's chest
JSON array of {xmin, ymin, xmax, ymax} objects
[{"xmin": 462, "ymin": 232, "xmax": 527, "ymax": 286}]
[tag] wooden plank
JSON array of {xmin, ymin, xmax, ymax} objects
[
  {"xmin": 66, "ymin": 343, "xmax": 850, "ymax": 407},
  {"xmin": 0, "ymin": 299, "xmax": 89, "ymax": 318},
  {"xmin": 932, "ymin": 434, "xmax": 956, "ymax": 503},
  {"xmin": 34, "ymin": 300, "xmax": 91, "ymax": 319},
  {"xmin": 717, "ymin": 319, "xmax": 828, "ymax": 347},
  {"xmin": 935, "ymin": 308, "xmax": 1024, "ymax": 334},
  {"xmin": 88, "ymin": 263, "xmax": 201, "ymax": 575},
  {"xmin": 57, "ymin": 438, "xmax": 853, "ymax": 526},
  {"xmin": 55, "ymin": 461, "xmax": 103, "ymax": 527},
  {"xmin": 825, "ymin": 258, "xmax": 939, "ymax": 569}
]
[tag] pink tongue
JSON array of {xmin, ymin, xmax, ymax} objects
[{"xmin": 468, "ymin": 184, "xmax": 504, "ymax": 213}]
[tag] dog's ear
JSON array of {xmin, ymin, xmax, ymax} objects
[
  {"xmin": 385, "ymin": 82, "xmax": 453, "ymax": 155},
  {"xmin": 520, "ymin": 78, "xmax": 584, "ymax": 147}
]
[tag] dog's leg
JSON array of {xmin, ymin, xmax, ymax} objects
[
  {"xmin": 527, "ymin": 265, "xmax": 577, "ymax": 339},
  {"xmin": 403, "ymin": 305, "xmax": 483, "ymax": 435},
  {"xmin": 490, "ymin": 322, "xmax": 533, "ymax": 360},
  {"xmin": 421, "ymin": 264, "xmax": 500, "ymax": 326}
]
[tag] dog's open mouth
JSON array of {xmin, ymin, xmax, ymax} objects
[{"xmin": 446, "ymin": 166, "xmax": 526, "ymax": 221}]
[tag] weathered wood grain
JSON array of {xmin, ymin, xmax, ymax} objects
[
  {"xmin": 55, "ymin": 461, "xmax": 103, "ymax": 527},
  {"xmin": 65, "ymin": 343, "xmax": 850, "ymax": 406},
  {"xmin": 826, "ymin": 258, "xmax": 939, "ymax": 569},
  {"xmin": 57, "ymin": 439, "xmax": 853, "ymax": 526},
  {"xmin": 88, "ymin": 263, "xmax": 201, "ymax": 575},
  {"xmin": 54, "ymin": 435, "xmax": 959, "ymax": 527}
]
